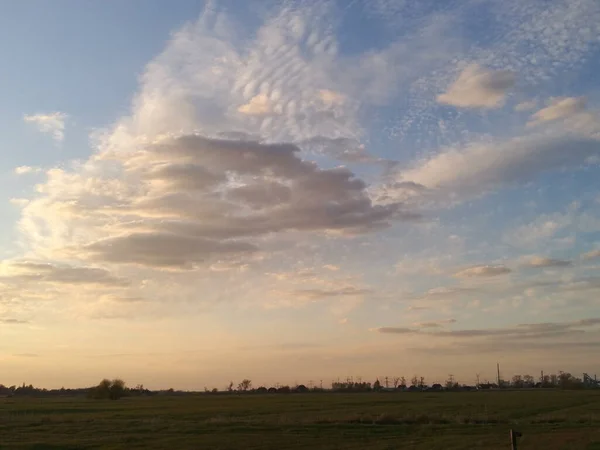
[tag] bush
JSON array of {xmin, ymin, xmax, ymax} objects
[{"xmin": 89, "ymin": 378, "xmax": 127, "ymax": 400}]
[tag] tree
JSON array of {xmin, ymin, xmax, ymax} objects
[
  {"xmin": 411, "ymin": 376, "xmax": 418, "ymax": 387},
  {"xmin": 511, "ymin": 375, "xmax": 524, "ymax": 389},
  {"xmin": 373, "ymin": 379, "xmax": 382, "ymax": 391},
  {"xmin": 392, "ymin": 377, "xmax": 400, "ymax": 388},
  {"xmin": 237, "ymin": 379, "xmax": 252, "ymax": 392},
  {"xmin": 523, "ymin": 374, "xmax": 534, "ymax": 387},
  {"xmin": 399, "ymin": 377, "xmax": 406, "ymax": 389},
  {"xmin": 445, "ymin": 374, "xmax": 457, "ymax": 390},
  {"xmin": 418, "ymin": 377, "xmax": 426, "ymax": 389},
  {"xmin": 109, "ymin": 379, "xmax": 126, "ymax": 400},
  {"xmin": 227, "ymin": 381, "xmax": 234, "ymax": 392},
  {"xmin": 89, "ymin": 378, "xmax": 126, "ymax": 400}
]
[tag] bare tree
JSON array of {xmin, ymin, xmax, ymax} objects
[
  {"xmin": 511, "ymin": 375, "xmax": 524, "ymax": 388},
  {"xmin": 411, "ymin": 376, "xmax": 418, "ymax": 387},
  {"xmin": 237, "ymin": 379, "xmax": 252, "ymax": 391},
  {"xmin": 393, "ymin": 377, "xmax": 400, "ymax": 388},
  {"xmin": 400, "ymin": 376, "xmax": 406, "ymax": 388},
  {"xmin": 227, "ymin": 381, "xmax": 234, "ymax": 392},
  {"xmin": 418, "ymin": 376, "xmax": 426, "ymax": 389}
]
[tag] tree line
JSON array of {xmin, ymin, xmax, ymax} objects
[{"xmin": 1, "ymin": 370, "xmax": 596, "ymax": 400}]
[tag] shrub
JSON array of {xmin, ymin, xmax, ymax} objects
[{"xmin": 89, "ymin": 378, "xmax": 127, "ymax": 400}]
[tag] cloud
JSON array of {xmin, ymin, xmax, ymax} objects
[
  {"xmin": 9, "ymin": 1, "xmax": 600, "ymax": 335},
  {"xmin": 9, "ymin": 198, "xmax": 29, "ymax": 207},
  {"xmin": 0, "ymin": 318, "xmax": 29, "ymax": 324},
  {"xmin": 299, "ymin": 136, "xmax": 385, "ymax": 164},
  {"xmin": 437, "ymin": 64, "xmax": 515, "ymax": 108},
  {"xmin": 415, "ymin": 287, "xmax": 476, "ymax": 299},
  {"xmin": 293, "ymin": 286, "xmax": 372, "ymax": 300},
  {"xmin": 375, "ymin": 327, "xmax": 414, "ymax": 334},
  {"xmin": 454, "ymin": 265, "xmax": 511, "ymax": 278},
  {"xmin": 237, "ymin": 94, "xmax": 275, "ymax": 116},
  {"xmin": 84, "ymin": 233, "xmax": 257, "ymax": 268},
  {"xmin": 375, "ymin": 317, "xmax": 600, "ymax": 339},
  {"xmin": 22, "ymin": 134, "xmax": 410, "ymax": 269},
  {"xmin": 23, "ymin": 112, "xmax": 68, "ymax": 142},
  {"xmin": 323, "ymin": 265, "xmax": 340, "ymax": 271},
  {"xmin": 413, "ymin": 318, "xmax": 456, "ymax": 329},
  {"xmin": 0, "ymin": 261, "xmax": 128, "ymax": 287},
  {"xmin": 529, "ymin": 97, "xmax": 587, "ymax": 126},
  {"xmin": 318, "ymin": 90, "xmax": 345, "ymax": 107},
  {"xmin": 504, "ymin": 213, "xmax": 571, "ymax": 248},
  {"xmin": 388, "ymin": 133, "xmax": 600, "ymax": 203},
  {"xmin": 582, "ymin": 249, "xmax": 600, "ymax": 260},
  {"xmin": 14, "ymin": 166, "xmax": 42, "ymax": 175},
  {"xmin": 514, "ymin": 100, "xmax": 537, "ymax": 111},
  {"xmin": 522, "ymin": 256, "xmax": 572, "ymax": 268}
]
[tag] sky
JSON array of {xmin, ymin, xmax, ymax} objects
[{"xmin": 1, "ymin": 0, "xmax": 600, "ymax": 390}]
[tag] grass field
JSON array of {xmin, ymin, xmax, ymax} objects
[{"xmin": 1, "ymin": 390, "xmax": 600, "ymax": 449}]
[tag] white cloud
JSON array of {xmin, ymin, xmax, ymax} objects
[
  {"xmin": 454, "ymin": 265, "xmax": 511, "ymax": 278},
  {"xmin": 528, "ymin": 97, "xmax": 587, "ymax": 126},
  {"xmin": 437, "ymin": 64, "xmax": 515, "ymax": 108},
  {"xmin": 505, "ymin": 207, "xmax": 600, "ymax": 249},
  {"xmin": 514, "ymin": 100, "xmax": 537, "ymax": 111},
  {"xmin": 14, "ymin": 166, "xmax": 42, "ymax": 175},
  {"xmin": 23, "ymin": 112, "xmax": 68, "ymax": 142},
  {"xmin": 387, "ymin": 131, "xmax": 600, "ymax": 204}
]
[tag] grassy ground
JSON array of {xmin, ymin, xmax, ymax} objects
[{"xmin": 1, "ymin": 390, "xmax": 600, "ymax": 449}]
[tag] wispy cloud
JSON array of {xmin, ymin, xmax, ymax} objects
[
  {"xmin": 386, "ymin": 132, "xmax": 600, "ymax": 205},
  {"xmin": 14, "ymin": 166, "xmax": 42, "ymax": 175},
  {"xmin": 0, "ymin": 318, "xmax": 29, "ymax": 325},
  {"xmin": 437, "ymin": 64, "xmax": 515, "ymax": 109},
  {"xmin": 521, "ymin": 256, "xmax": 572, "ymax": 268},
  {"xmin": 23, "ymin": 112, "xmax": 68, "ymax": 143},
  {"xmin": 454, "ymin": 265, "xmax": 511, "ymax": 278},
  {"xmin": 515, "ymin": 100, "xmax": 537, "ymax": 111},
  {"xmin": 0, "ymin": 260, "xmax": 129, "ymax": 287},
  {"xmin": 528, "ymin": 97, "xmax": 587, "ymax": 126},
  {"xmin": 582, "ymin": 249, "xmax": 600, "ymax": 261},
  {"xmin": 375, "ymin": 317, "xmax": 600, "ymax": 339}
]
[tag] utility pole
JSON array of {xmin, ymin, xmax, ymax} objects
[
  {"xmin": 497, "ymin": 363, "xmax": 501, "ymax": 387},
  {"xmin": 384, "ymin": 376, "xmax": 389, "ymax": 389},
  {"xmin": 475, "ymin": 373, "xmax": 480, "ymax": 387}
]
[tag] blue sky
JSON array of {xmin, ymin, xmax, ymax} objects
[{"xmin": 1, "ymin": 0, "xmax": 600, "ymax": 389}]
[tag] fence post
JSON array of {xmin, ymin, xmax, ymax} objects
[{"xmin": 510, "ymin": 429, "xmax": 522, "ymax": 450}]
